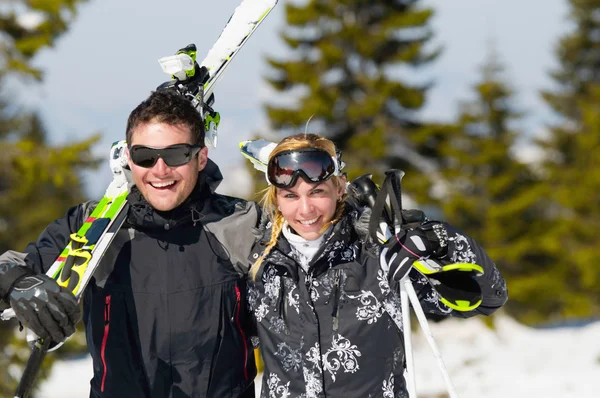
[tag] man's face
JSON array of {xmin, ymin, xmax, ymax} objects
[{"xmin": 127, "ymin": 121, "xmax": 208, "ymax": 211}]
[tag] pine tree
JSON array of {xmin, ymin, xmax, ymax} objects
[
  {"xmin": 0, "ymin": 112, "xmax": 100, "ymax": 253},
  {"xmin": 536, "ymin": 0, "xmax": 600, "ymax": 322},
  {"xmin": 1, "ymin": 0, "xmax": 89, "ymax": 79},
  {"xmin": 263, "ymin": 0, "xmax": 439, "ymax": 182},
  {"xmin": 0, "ymin": 1, "xmax": 97, "ymax": 395},
  {"xmin": 435, "ymin": 49, "xmax": 552, "ymax": 324}
]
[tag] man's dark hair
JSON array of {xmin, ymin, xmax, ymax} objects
[{"xmin": 126, "ymin": 89, "xmax": 205, "ymax": 146}]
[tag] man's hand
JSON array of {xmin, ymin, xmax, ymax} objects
[{"xmin": 8, "ymin": 274, "xmax": 81, "ymax": 343}]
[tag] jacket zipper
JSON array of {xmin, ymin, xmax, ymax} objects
[
  {"xmin": 331, "ymin": 270, "xmax": 341, "ymax": 332},
  {"xmin": 233, "ymin": 285, "xmax": 249, "ymax": 380},
  {"xmin": 278, "ymin": 278, "xmax": 285, "ymax": 317},
  {"xmin": 100, "ymin": 295, "xmax": 111, "ymax": 392}
]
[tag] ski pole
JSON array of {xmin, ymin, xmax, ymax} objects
[
  {"xmin": 383, "ymin": 170, "xmax": 419, "ymax": 397},
  {"xmin": 368, "ymin": 170, "xmax": 460, "ymax": 398},
  {"xmin": 14, "ymin": 335, "xmax": 52, "ymax": 398},
  {"xmin": 400, "ymin": 276, "xmax": 417, "ymax": 397},
  {"xmin": 404, "ymin": 278, "xmax": 459, "ymax": 398}
]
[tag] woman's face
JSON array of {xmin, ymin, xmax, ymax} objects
[{"xmin": 276, "ymin": 177, "xmax": 345, "ymax": 240}]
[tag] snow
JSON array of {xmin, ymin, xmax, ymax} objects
[
  {"xmin": 409, "ymin": 315, "xmax": 600, "ymax": 398},
  {"xmin": 38, "ymin": 356, "xmax": 93, "ymax": 398},
  {"xmin": 38, "ymin": 315, "xmax": 600, "ymax": 397}
]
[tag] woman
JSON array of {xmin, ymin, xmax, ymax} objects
[{"xmin": 246, "ymin": 133, "xmax": 508, "ymax": 397}]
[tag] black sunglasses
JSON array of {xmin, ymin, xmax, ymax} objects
[
  {"xmin": 267, "ymin": 148, "xmax": 339, "ymax": 189},
  {"xmin": 129, "ymin": 144, "xmax": 202, "ymax": 168}
]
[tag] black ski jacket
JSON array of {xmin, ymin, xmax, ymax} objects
[
  {"xmin": 248, "ymin": 206, "xmax": 507, "ymax": 398},
  {"xmin": 0, "ymin": 160, "xmax": 259, "ymax": 398}
]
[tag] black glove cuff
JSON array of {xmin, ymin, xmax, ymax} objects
[{"xmin": 0, "ymin": 264, "xmax": 36, "ymax": 299}]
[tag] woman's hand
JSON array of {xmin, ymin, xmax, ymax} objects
[{"xmin": 380, "ymin": 221, "xmax": 449, "ymax": 281}]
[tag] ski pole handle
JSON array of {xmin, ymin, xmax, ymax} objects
[
  {"xmin": 368, "ymin": 169, "xmax": 406, "ymax": 242},
  {"xmin": 348, "ymin": 174, "xmax": 378, "ymax": 208},
  {"xmin": 348, "ymin": 174, "xmax": 395, "ymax": 227},
  {"xmin": 384, "ymin": 169, "xmax": 406, "ymax": 232}
]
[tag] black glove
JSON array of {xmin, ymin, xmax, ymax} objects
[
  {"xmin": 8, "ymin": 274, "xmax": 81, "ymax": 342},
  {"xmin": 381, "ymin": 221, "xmax": 449, "ymax": 282}
]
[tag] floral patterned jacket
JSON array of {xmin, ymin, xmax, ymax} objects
[{"xmin": 247, "ymin": 207, "xmax": 507, "ymax": 398}]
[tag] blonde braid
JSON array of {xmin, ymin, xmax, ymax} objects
[
  {"xmin": 330, "ymin": 200, "xmax": 347, "ymax": 226},
  {"xmin": 318, "ymin": 191, "xmax": 347, "ymax": 234},
  {"xmin": 250, "ymin": 212, "xmax": 285, "ymax": 280},
  {"xmin": 329, "ymin": 174, "xmax": 349, "ymax": 226}
]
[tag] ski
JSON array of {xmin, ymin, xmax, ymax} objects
[
  {"xmin": 45, "ymin": 141, "xmax": 130, "ymax": 300},
  {"xmin": 200, "ymin": 0, "xmax": 278, "ymax": 100},
  {"xmin": 157, "ymin": 0, "xmax": 278, "ymax": 148}
]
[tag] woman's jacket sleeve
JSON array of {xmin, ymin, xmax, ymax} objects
[{"xmin": 366, "ymin": 221, "xmax": 508, "ymax": 318}]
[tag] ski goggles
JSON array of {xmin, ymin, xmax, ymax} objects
[
  {"xmin": 267, "ymin": 148, "xmax": 341, "ymax": 189},
  {"xmin": 129, "ymin": 144, "xmax": 201, "ymax": 168}
]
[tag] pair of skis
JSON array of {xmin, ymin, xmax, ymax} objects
[{"xmin": 1, "ymin": 0, "xmax": 279, "ymax": 396}]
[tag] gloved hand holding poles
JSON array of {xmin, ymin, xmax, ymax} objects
[
  {"xmin": 1, "ymin": 264, "xmax": 81, "ymax": 343},
  {"xmin": 380, "ymin": 221, "xmax": 449, "ymax": 282}
]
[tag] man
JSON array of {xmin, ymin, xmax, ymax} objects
[{"xmin": 0, "ymin": 89, "xmax": 259, "ymax": 397}]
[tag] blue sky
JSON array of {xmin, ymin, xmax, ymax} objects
[{"xmin": 14, "ymin": 0, "xmax": 568, "ymax": 198}]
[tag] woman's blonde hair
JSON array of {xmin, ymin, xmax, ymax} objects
[{"xmin": 250, "ymin": 133, "xmax": 347, "ymax": 279}]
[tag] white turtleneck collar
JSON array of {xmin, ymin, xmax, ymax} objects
[{"xmin": 281, "ymin": 221, "xmax": 330, "ymax": 272}]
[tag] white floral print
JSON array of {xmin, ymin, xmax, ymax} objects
[
  {"xmin": 247, "ymin": 284, "xmax": 260, "ymax": 310},
  {"xmin": 432, "ymin": 223, "xmax": 448, "ymax": 249},
  {"xmin": 300, "ymin": 368, "xmax": 323, "ymax": 398},
  {"xmin": 378, "ymin": 269, "xmax": 404, "ymax": 331},
  {"xmin": 266, "ymin": 373, "xmax": 291, "ymax": 398},
  {"xmin": 340, "ymin": 246, "xmax": 356, "ymax": 261},
  {"xmin": 305, "ymin": 342, "xmax": 322, "ymax": 372},
  {"xmin": 274, "ymin": 342, "xmax": 303, "ymax": 372},
  {"xmin": 269, "ymin": 316, "xmax": 289, "ymax": 335},
  {"xmin": 307, "ymin": 271, "xmax": 335, "ymax": 303},
  {"xmin": 322, "ymin": 334, "xmax": 362, "ymax": 382},
  {"xmin": 423, "ymin": 289, "xmax": 453, "ymax": 314},
  {"xmin": 284, "ymin": 278, "xmax": 300, "ymax": 314},
  {"xmin": 263, "ymin": 266, "xmax": 282, "ymax": 304},
  {"xmin": 382, "ymin": 373, "xmax": 394, "ymax": 398},
  {"xmin": 346, "ymin": 290, "xmax": 384, "ymax": 324},
  {"xmin": 450, "ymin": 233, "xmax": 477, "ymax": 264},
  {"xmin": 254, "ymin": 298, "xmax": 270, "ymax": 322},
  {"xmin": 383, "ymin": 292, "xmax": 404, "ymax": 332}
]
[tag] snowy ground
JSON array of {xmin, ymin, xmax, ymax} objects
[{"xmin": 38, "ymin": 315, "xmax": 600, "ymax": 397}]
